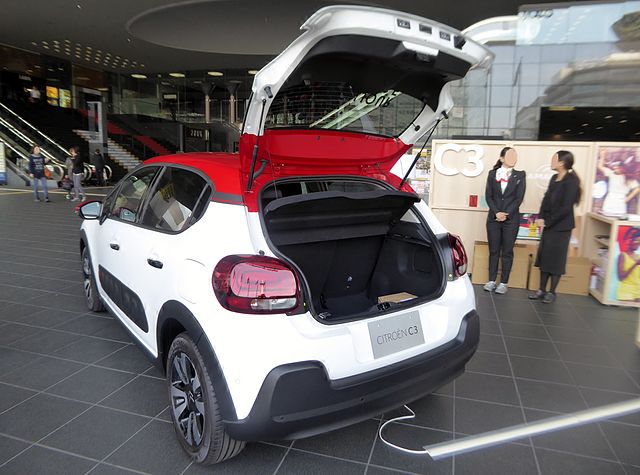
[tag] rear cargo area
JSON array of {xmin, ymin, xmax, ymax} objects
[{"xmin": 261, "ymin": 187, "xmax": 445, "ymax": 321}]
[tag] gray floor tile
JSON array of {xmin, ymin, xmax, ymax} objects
[
  {"xmin": 504, "ymin": 336, "xmax": 559, "ymax": 359},
  {"xmin": 41, "ymin": 406, "xmax": 148, "ymax": 460},
  {"xmin": 47, "ymin": 365, "xmax": 136, "ymax": 404},
  {"xmin": 565, "ymin": 362, "xmax": 640, "ymax": 394},
  {"xmin": 478, "ymin": 320, "xmax": 501, "ymax": 335},
  {"xmin": 545, "ymin": 326, "xmax": 601, "ymax": 346},
  {"xmin": 0, "ymin": 444, "xmax": 95, "ymax": 475},
  {"xmin": 0, "ymin": 382, "xmax": 37, "ymax": 413},
  {"xmin": 454, "ymin": 442, "xmax": 538, "ymax": 475},
  {"xmin": 52, "ymin": 336, "xmax": 127, "ymax": 364},
  {"xmin": 455, "ymin": 372, "xmax": 520, "ymax": 405},
  {"xmin": 0, "ymin": 393, "xmax": 91, "ymax": 441},
  {"xmin": 21, "ymin": 308, "xmax": 82, "ymax": 328},
  {"xmin": 0, "ymin": 323, "xmax": 43, "ymax": 345},
  {"xmin": 292, "ymin": 419, "xmax": 378, "ymax": 463},
  {"xmin": 86, "ymin": 463, "xmax": 144, "ymax": 474},
  {"xmin": 536, "ymin": 448, "xmax": 625, "ymax": 475},
  {"xmin": 101, "ymin": 375, "xmax": 169, "ymax": 417},
  {"xmin": 0, "ymin": 347, "xmax": 41, "ymax": 377},
  {"xmin": 0, "ymin": 435, "xmax": 29, "ymax": 465},
  {"xmin": 555, "ymin": 342, "xmax": 618, "ymax": 367},
  {"xmin": 580, "ymin": 387, "xmax": 640, "ymax": 426},
  {"xmin": 183, "ymin": 442, "xmax": 286, "ymax": 474},
  {"xmin": 476, "ymin": 333, "xmax": 505, "ymax": 354},
  {"xmin": 0, "ymin": 356, "xmax": 85, "ymax": 391},
  {"xmin": 537, "ymin": 312, "xmax": 587, "ymax": 328},
  {"xmin": 466, "ymin": 351, "xmax": 512, "ymax": 377},
  {"xmin": 369, "ymin": 424, "xmax": 451, "ymax": 474},
  {"xmin": 384, "ymin": 394, "xmax": 454, "ymax": 432},
  {"xmin": 510, "ymin": 355, "xmax": 573, "ymax": 384},
  {"xmin": 526, "ymin": 408, "xmax": 617, "ymax": 460},
  {"xmin": 455, "ymin": 398, "xmax": 524, "ymax": 435},
  {"xmin": 600, "ymin": 422, "xmax": 640, "ymax": 466},
  {"xmin": 277, "ymin": 450, "xmax": 365, "ymax": 475},
  {"xmin": 496, "ymin": 307, "xmax": 543, "ymax": 325},
  {"xmin": 7, "ymin": 328, "xmax": 81, "ymax": 355},
  {"xmin": 96, "ymin": 344, "xmax": 154, "ymax": 374},
  {"xmin": 516, "ymin": 379, "xmax": 587, "ymax": 413},
  {"xmin": 500, "ymin": 321, "xmax": 549, "ymax": 340},
  {"xmin": 24, "ymin": 293, "xmax": 88, "ymax": 313},
  {"xmin": 105, "ymin": 420, "xmax": 191, "ymax": 474}
]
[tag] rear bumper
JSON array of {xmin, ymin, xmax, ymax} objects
[{"xmin": 224, "ymin": 309, "xmax": 479, "ymax": 441}]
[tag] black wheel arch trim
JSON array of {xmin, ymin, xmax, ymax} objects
[{"xmin": 157, "ymin": 300, "xmax": 238, "ymax": 421}]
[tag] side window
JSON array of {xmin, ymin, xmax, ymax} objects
[
  {"xmin": 109, "ymin": 167, "xmax": 158, "ymax": 223},
  {"xmin": 141, "ymin": 167, "xmax": 208, "ymax": 232}
]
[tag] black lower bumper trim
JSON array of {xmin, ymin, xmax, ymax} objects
[{"xmin": 225, "ymin": 309, "xmax": 479, "ymax": 441}]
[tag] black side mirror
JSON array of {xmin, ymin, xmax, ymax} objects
[{"xmin": 77, "ymin": 200, "xmax": 102, "ymax": 220}]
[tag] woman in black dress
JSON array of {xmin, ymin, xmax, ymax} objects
[
  {"xmin": 529, "ymin": 150, "xmax": 581, "ymax": 303},
  {"xmin": 484, "ymin": 147, "xmax": 526, "ymax": 294}
]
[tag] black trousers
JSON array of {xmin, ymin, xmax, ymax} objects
[
  {"xmin": 486, "ymin": 219, "xmax": 519, "ymax": 283},
  {"xmin": 95, "ymin": 166, "xmax": 105, "ymax": 186}
]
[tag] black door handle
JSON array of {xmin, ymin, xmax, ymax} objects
[
  {"xmin": 147, "ymin": 258, "xmax": 163, "ymax": 269},
  {"xmin": 110, "ymin": 243, "xmax": 120, "ymax": 250}
]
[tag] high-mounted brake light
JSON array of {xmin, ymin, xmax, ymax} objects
[
  {"xmin": 213, "ymin": 255, "xmax": 301, "ymax": 314},
  {"xmin": 448, "ymin": 234, "xmax": 468, "ymax": 278}
]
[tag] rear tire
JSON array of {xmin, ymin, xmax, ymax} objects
[
  {"xmin": 167, "ymin": 333, "xmax": 245, "ymax": 464},
  {"xmin": 81, "ymin": 246, "xmax": 105, "ymax": 312}
]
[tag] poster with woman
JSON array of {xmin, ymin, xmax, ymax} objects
[
  {"xmin": 592, "ymin": 146, "xmax": 640, "ymax": 217},
  {"xmin": 609, "ymin": 225, "xmax": 640, "ymax": 303}
]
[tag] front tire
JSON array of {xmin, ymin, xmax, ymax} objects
[
  {"xmin": 167, "ymin": 333, "xmax": 245, "ymax": 464},
  {"xmin": 81, "ymin": 246, "xmax": 105, "ymax": 312}
]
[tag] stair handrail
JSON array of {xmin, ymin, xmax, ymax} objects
[
  {"xmin": 0, "ymin": 101, "xmax": 70, "ymax": 157},
  {"xmin": 0, "ymin": 116, "xmax": 66, "ymax": 167}
]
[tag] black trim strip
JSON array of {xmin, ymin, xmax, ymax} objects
[{"xmin": 211, "ymin": 191, "xmax": 243, "ymax": 204}]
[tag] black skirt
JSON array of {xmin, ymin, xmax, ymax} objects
[{"xmin": 535, "ymin": 229, "xmax": 571, "ymax": 275}]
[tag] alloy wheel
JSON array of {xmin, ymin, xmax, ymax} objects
[{"xmin": 170, "ymin": 351, "xmax": 206, "ymax": 447}]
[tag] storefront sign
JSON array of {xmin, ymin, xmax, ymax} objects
[{"xmin": 433, "ymin": 143, "xmax": 485, "ymax": 177}]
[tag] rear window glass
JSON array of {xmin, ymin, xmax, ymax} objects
[{"xmin": 265, "ymin": 82, "xmax": 425, "ymax": 137}]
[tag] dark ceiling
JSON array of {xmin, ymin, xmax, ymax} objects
[{"xmin": 0, "ymin": 0, "xmax": 560, "ymax": 74}]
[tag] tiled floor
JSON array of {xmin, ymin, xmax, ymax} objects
[{"xmin": 0, "ymin": 186, "xmax": 639, "ymax": 474}]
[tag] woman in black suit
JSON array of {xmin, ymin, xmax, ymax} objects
[
  {"xmin": 484, "ymin": 147, "xmax": 526, "ymax": 294},
  {"xmin": 529, "ymin": 150, "xmax": 582, "ymax": 303}
]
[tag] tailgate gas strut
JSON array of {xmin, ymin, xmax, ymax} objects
[
  {"xmin": 247, "ymin": 86, "xmax": 273, "ymax": 191},
  {"xmin": 398, "ymin": 110, "xmax": 448, "ymax": 190}
]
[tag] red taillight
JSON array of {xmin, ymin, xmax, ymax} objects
[
  {"xmin": 213, "ymin": 255, "xmax": 301, "ymax": 314},
  {"xmin": 448, "ymin": 234, "xmax": 468, "ymax": 278}
]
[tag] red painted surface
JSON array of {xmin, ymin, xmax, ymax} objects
[
  {"xmin": 147, "ymin": 129, "xmax": 415, "ymax": 211},
  {"xmin": 135, "ymin": 135, "xmax": 171, "ymax": 156}
]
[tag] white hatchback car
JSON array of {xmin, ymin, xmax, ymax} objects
[{"xmin": 78, "ymin": 5, "xmax": 492, "ymax": 465}]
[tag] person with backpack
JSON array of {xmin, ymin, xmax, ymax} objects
[{"xmin": 28, "ymin": 145, "xmax": 50, "ymax": 202}]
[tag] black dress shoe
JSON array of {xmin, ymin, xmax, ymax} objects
[
  {"xmin": 528, "ymin": 290, "xmax": 545, "ymax": 300},
  {"xmin": 542, "ymin": 292, "xmax": 556, "ymax": 304}
]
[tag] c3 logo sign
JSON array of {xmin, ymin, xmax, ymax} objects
[{"xmin": 433, "ymin": 143, "xmax": 485, "ymax": 177}]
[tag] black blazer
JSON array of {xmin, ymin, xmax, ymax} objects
[
  {"xmin": 485, "ymin": 168, "xmax": 526, "ymax": 223},
  {"xmin": 539, "ymin": 172, "xmax": 579, "ymax": 231}
]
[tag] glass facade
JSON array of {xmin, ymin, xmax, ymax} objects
[{"xmin": 435, "ymin": 1, "xmax": 640, "ymax": 141}]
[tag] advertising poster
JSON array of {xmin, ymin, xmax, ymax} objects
[
  {"xmin": 517, "ymin": 213, "xmax": 542, "ymax": 240},
  {"xmin": 592, "ymin": 146, "xmax": 640, "ymax": 217},
  {"xmin": 46, "ymin": 86, "xmax": 59, "ymax": 106},
  {"xmin": 59, "ymin": 89, "xmax": 71, "ymax": 108},
  {"xmin": 608, "ymin": 225, "xmax": 640, "ymax": 303},
  {"xmin": 0, "ymin": 142, "xmax": 6, "ymax": 185}
]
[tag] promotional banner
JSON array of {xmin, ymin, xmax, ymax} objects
[
  {"xmin": 609, "ymin": 225, "xmax": 640, "ymax": 303},
  {"xmin": 0, "ymin": 142, "xmax": 6, "ymax": 185},
  {"xmin": 592, "ymin": 145, "xmax": 640, "ymax": 218}
]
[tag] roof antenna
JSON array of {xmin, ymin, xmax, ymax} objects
[
  {"xmin": 247, "ymin": 86, "xmax": 273, "ymax": 191},
  {"xmin": 398, "ymin": 110, "xmax": 448, "ymax": 190}
]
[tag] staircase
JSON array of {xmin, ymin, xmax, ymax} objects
[{"xmin": 74, "ymin": 130, "xmax": 141, "ymax": 172}]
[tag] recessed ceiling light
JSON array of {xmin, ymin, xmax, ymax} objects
[
  {"xmin": 619, "ymin": 119, "xmax": 628, "ymax": 123},
  {"xmin": 578, "ymin": 131, "xmax": 584, "ymax": 134},
  {"xmin": 97, "ymin": 87, "xmax": 109, "ymax": 91},
  {"xmin": 581, "ymin": 123, "xmax": 588, "ymax": 127},
  {"xmin": 169, "ymin": 72, "xmax": 185, "ymax": 78},
  {"xmin": 131, "ymin": 73, "xmax": 147, "ymax": 79},
  {"xmin": 31, "ymin": 41, "xmax": 37, "ymax": 46},
  {"xmin": 596, "ymin": 126, "xmax": 603, "ymax": 130},
  {"xmin": 248, "ymin": 70, "xmax": 259, "ymax": 75},
  {"xmin": 604, "ymin": 115, "xmax": 613, "ymax": 119},
  {"xmin": 207, "ymin": 71, "xmax": 223, "ymax": 77},
  {"xmin": 565, "ymin": 129, "xmax": 571, "ymax": 132}
]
